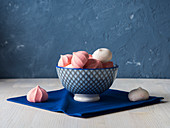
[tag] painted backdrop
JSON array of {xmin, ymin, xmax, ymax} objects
[{"xmin": 0, "ymin": 0, "xmax": 170, "ymax": 78}]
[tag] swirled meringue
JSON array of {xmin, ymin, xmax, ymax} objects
[
  {"xmin": 27, "ymin": 85, "xmax": 48, "ymax": 103},
  {"xmin": 92, "ymin": 48, "xmax": 112, "ymax": 63},
  {"xmin": 58, "ymin": 54, "xmax": 72, "ymax": 67},
  {"xmin": 71, "ymin": 51, "xmax": 89, "ymax": 68},
  {"xmin": 102, "ymin": 61, "xmax": 114, "ymax": 68},
  {"xmin": 128, "ymin": 87, "xmax": 149, "ymax": 102},
  {"xmin": 83, "ymin": 59, "xmax": 103, "ymax": 69}
]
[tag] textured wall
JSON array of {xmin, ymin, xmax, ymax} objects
[{"xmin": 0, "ymin": 0, "xmax": 170, "ymax": 78}]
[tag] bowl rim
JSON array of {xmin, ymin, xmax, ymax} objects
[{"xmin": 56, "ymin": 64, "xmax": 119, "ymax": 70}]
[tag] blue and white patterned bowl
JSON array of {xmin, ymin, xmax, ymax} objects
[{"xmin": 56, "ymin": 65, "xmax": 118, "ymax": 102}]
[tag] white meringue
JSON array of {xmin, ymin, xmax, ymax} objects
[
  {"xmin": 128, "ymin": 87, "xmax": 149, "ymax": 102},
  {"xmin": 92, "ymin": 48, "xmax": 112, "ymax": 63}
]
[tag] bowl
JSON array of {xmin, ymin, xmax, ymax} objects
[{"xmin": 56, "ymin": 65, "xmax": 118, "ymax": 102}]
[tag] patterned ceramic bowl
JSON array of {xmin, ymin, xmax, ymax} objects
[{"xmin": 56, "ymin": 65, "xmax": 118, "ymax": 102}]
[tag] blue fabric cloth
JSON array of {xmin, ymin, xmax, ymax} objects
[{"xmin": 7, "ymin": 89, "xmax": 163, "ymax": 118}]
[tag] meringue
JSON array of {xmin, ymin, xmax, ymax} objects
[
  {"xmin": 128, "ymin": 87, "xmax": 149, "ymax": 102},
  {"xmin": 71, "ymin": 51, "xmax": 89, "ymax": 68},
  {"xmin": 58, "ymin": 54, "xmax": 72, "ymax": 67},
  {"xmin": 83, "ymin": 59, "xmax": 103, "ymax": 69},
  {"xmin": 92, "ymin": 48, "xmax": 112, "ymax": 63},
  {"xmin": 27, "ymin": 85, "xmax": 48, "ymax": 103},
  {"xmin": 102, "ymin": 61, "xmax": 114, "ymax": 68},
  {"xmin": 65, "ymin": 64, "xmax": 74, "ymax": 68}
]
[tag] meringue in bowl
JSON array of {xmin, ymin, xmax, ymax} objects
[{"xmin": 56, "ymin": 65, "xmax": 118, "ymax": 102}]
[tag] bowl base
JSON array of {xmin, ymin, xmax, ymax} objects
[{"xmin": 74, "ymin": 94, "xmax": 100, "ymax": 102}]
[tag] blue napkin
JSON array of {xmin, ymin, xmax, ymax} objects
[{"xmin": 7, "ymin": 89, "xmax": 163, "ymax": 118}]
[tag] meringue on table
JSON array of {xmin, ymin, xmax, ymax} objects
[
  {"xmin": 27, "ymin": 85, "xmax": 48, "ymax": 103},
  {"xmin": 128, "ymin": 87, "xmax": 149, "ymax": 102}
]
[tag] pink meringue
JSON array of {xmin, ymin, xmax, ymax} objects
[
  {"xmin": 71, "ymin": 51, "xmax": 89, "ymax": 68},
  {"xmin": 27, "ymin": 85, "xmax": 48, "ymax": 103},
  {"xmin": 83, "ymin": 59, "xmax": 103, "ymax": 69},
  {"xmin": 77, "ymin": 51, "xmax": 88, "ymax": 54},
  {"xmin": 102, "ymin": 61, "xmax": 114, "ymax": 68},
  {"xmin": 58, "ymin": 54, "xmax": 72, "ymax": 67}
]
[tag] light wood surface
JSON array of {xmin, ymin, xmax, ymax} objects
[{"xmin": 0, "ymin": 79, "xmax": 169, "ymax": 128}]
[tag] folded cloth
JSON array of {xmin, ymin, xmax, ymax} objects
[{"xmin": 7, "ymin": 89, "xmax": 163, "ymax": 118}]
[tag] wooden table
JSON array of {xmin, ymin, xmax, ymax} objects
[{"xmin": 0, "ymin": 79, "xmax": 169, "ymax": 128}]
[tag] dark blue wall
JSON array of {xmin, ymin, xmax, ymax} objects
[{"xmin": 0, "ymin": 0, "xmax": 170, "ymax": 78}]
